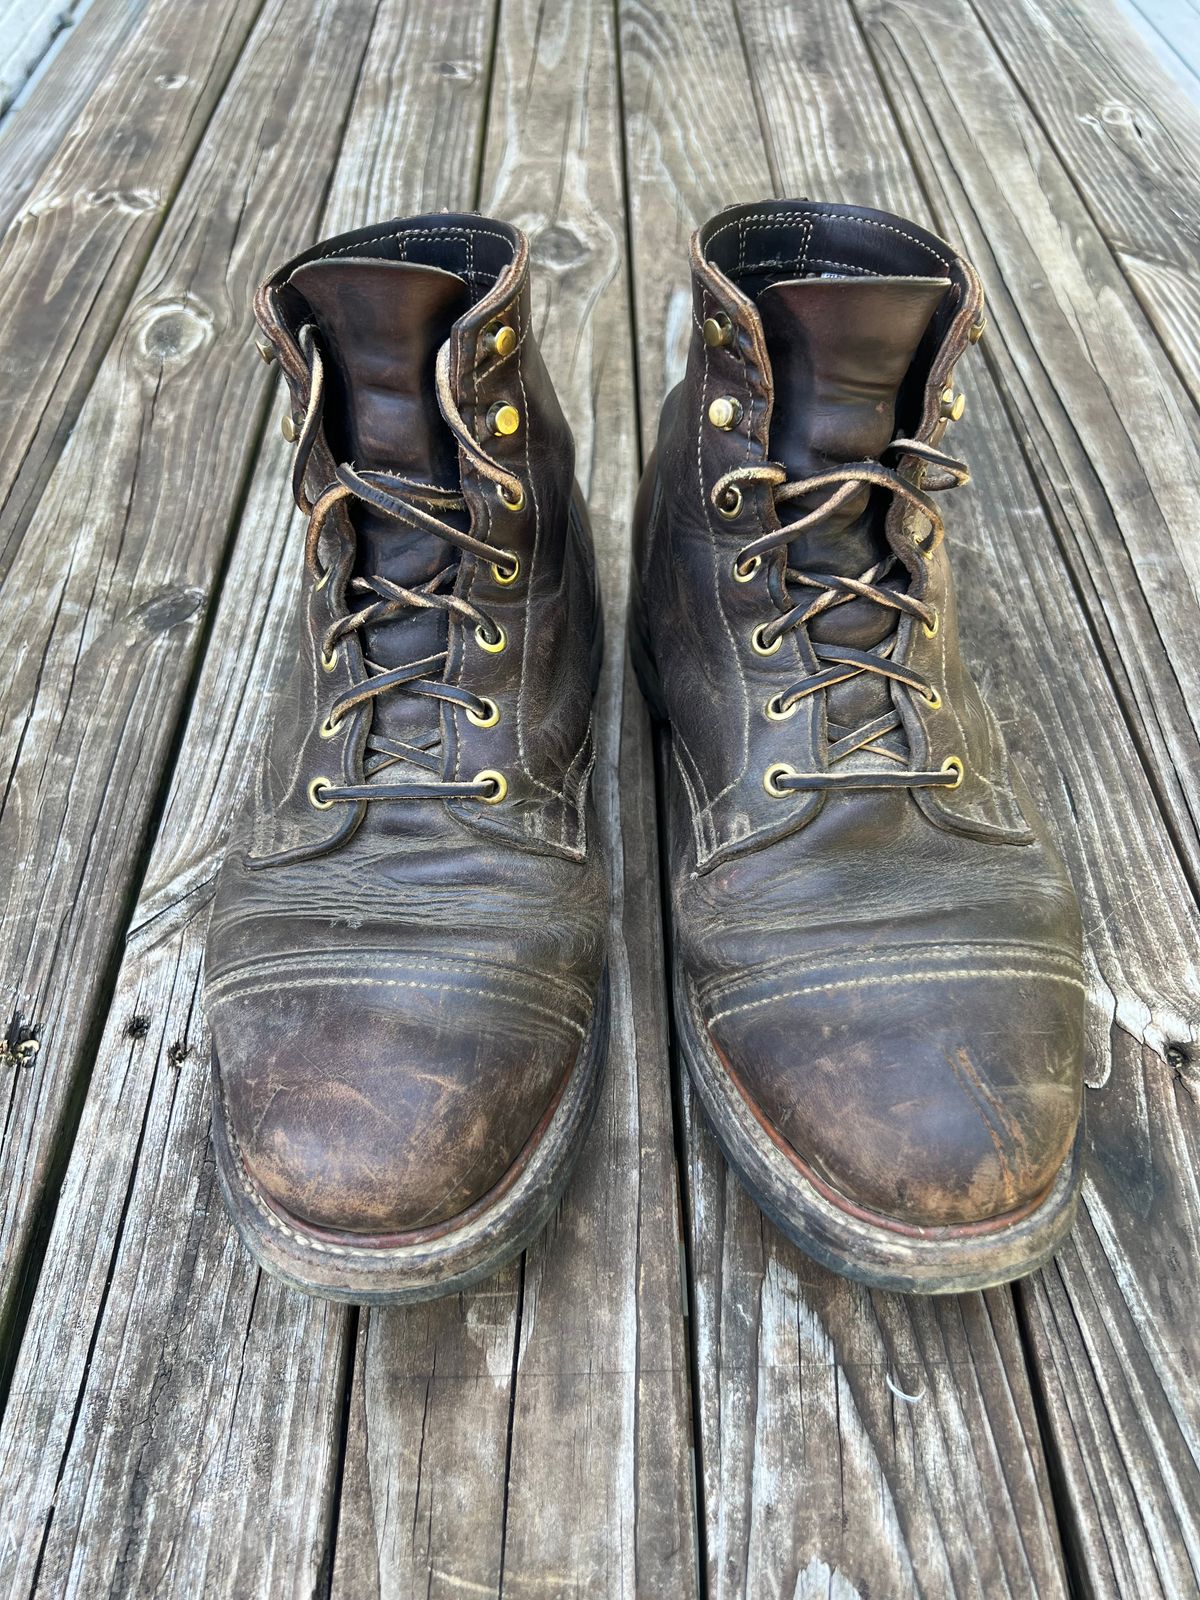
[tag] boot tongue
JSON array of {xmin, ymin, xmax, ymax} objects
[
  {"xmin": 755, "ymin": 274, "xmax": 947, "ymax": 752},
  {"xmin": 291, "ymin": 256, "xmax": 471, "ymax": 480},
  {"xmin": 290, "ymin": 256, "xmax": 473, "ymax": 753}
]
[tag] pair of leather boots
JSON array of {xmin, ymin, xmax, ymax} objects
[{"xmin": 205, "ymin": 200, "xmax": 1085, "ymax": 1302}]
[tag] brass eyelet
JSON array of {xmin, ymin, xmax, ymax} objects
[
  {"xmin": 281, "ymin": 413, "xmax": 298, "ymax": 443},
  {"xmin": 320, "ymin": 645, "xmax": 339, "ymax": 672},
  {"xmin": 319, "ymin": 712, "xmax": 345, "ymax": 739},
  {"xmin": 476, "ymin": 622, "xmax": 507, "ymax": 654},
  {"xmin": 492, "ymin": 553, "xmax": 520, "ymax": 585},
  {"xmin": 308, "ymin": 776, "xmax": 334, "ymax": 809},
  {"xmin": 255, "ymin": 337, "xmax": 276, "ymax": 366},
  {"xmin": 765, "ymin": 693, "xmax": 797, "ymax": 721},
  {"xmin": 923, "ymin": 609, "xmax": 940, "ymax": 639},
  {"xmin": 733, "ymin": 553, "xmax": 761, "ymax": 583},
  {"xmin": 466, "ymin": 697, "xmax": 500, "ymax": 729},
  {"xmin": 751, "ymin": 621, "xmax": 781, "ymax": 657},
  {"xmin": 314, "ymin": 565, "xmax": 330, "ymax": 592},
  {"xmin": 941, "ymin": 755, "xmax": 964, "ymax": 789},
  {"xmin": 763, "ymin": 762, "xmax": 798, "ymax": 798},
  {"xmin": 497, "ymin": 482, "xmax": 525, "ymax": 513},
  {"xmin": 475, "ymin": 769, "xmax": 508, "ymax": 803},
  {"xmin": 921, "ymin": 686, "xmax": 942, "ymax": 711},
  {"xmin": 968, "ymin": 316, "xmax": 987, "ymax": 345},
  {"xmin": 716, "ymin": 485, "xmax": 743, "ymax": 520}
]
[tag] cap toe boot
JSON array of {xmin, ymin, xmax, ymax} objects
[
  {"xmin": 205, "ymin": 215, "xmax": 608, "ymax": 1300},
  {"xmin": 633, "ymin": 199, "xmax": 1085, "ymax": 1291}
]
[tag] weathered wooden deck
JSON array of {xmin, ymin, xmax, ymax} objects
[{"xmin": 0, "ymin": 0, "xmax": 1198, "ymax": 1593}]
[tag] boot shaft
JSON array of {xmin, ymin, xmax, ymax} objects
[
  {"xmin": 635, "ymin": 198, "xmax": 1028, "ymax": 869},
  {"xmin": 243, "ymin": 214, "xmax": 602, "ymax": 865}
]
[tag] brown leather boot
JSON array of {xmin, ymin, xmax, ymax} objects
[
  {"xmin": 206, "ymin": 215, "xmax": 608, "ymax": 1301},
  {"xmin": 633, "ymin": 199, "xmax": 1084, "ymax": 1292}
]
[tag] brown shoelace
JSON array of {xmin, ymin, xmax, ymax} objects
[
  {"xmin": 711, "ymin": 440, "xmax": 970, "ymax": 793},
  {"xmin": 290, "ymin": 326, "xmax": 521, "ymax": 806}
]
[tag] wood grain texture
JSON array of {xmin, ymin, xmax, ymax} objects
[
  {"xmin": 1117, "ymin": 0, "xmax": 1200, "ymax": 100},
  {"xmin": 331, "ymin": 0, "xmax": 699, "ymax": 1592},
  {"xmin": 976, "ymin": 0, "xmax": 1200, "ymax": 410},
  {"xmin": 0, "ymin": 0, "xmax": 92, "ymax": 117},
  {"xmin": 0, "ymin": 0, "xmax": 265, "ymax": 579},
  {"xmin": 742, "ymin": 0, "xmax": 1200, "ymax": 1589},
  {"xmin": 620, "ymin": 0, "xmax": 1071, "ymax": 1593},
  {"xmin": 0, "ymin": 0, "xmax": 148, "ymax": 231},
  {"xmin": 0, "ymin": 0, "xmax": 378, "ymax": 1373},
  {"xmin": 0, "ymin": 4, "xmax": 501, "ymax": 1593}
]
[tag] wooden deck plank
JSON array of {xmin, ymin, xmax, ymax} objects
[
  {"xmin": 0, "ymin": 0, "xmax": 92, "ymax": 118},
  {"xmin": 976, "ymin": 0, "xmax": 1200, "ymax": 410},
  {"xmin": 830, "ymin": 0, "xmax": 1200, "ymax": 1589},
  {"xmin": 0, "ymin": 0, "xmax": 380, "ymax": 1457},
  {"xmin": 0, "ymin": 8, "xmax": 505, "ymax": 1593},
  {"xmin": 331, "ymin": 0, "xmax": 699, "ymax": 1592},
  {"xmin": 619, "ymin": 0, "xmax": 1071, "ymax": 1593},
  {"xmin": 0, "ymin": 0, "xmax": 149, "ymax": 231},
  {"xmin": 856, "ymin": 0, "xmax": 1200, "ymax": 887},
  {"xmin": 0, "ymin": 0, "xmax": 266, "ymax": 581},
  {"xmin": 1117, "ymin": 0, "xmax": 1200, "ymax": 100}
]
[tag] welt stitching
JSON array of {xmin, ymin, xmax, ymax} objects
[
  {"xmin": 208, "ymin": 952, "xmax": 595, "ymax": 1006},
  {"xmin": 214, "ymin": 975, "xmax": 587, "ymax": 1036},
  {"xmin": 711, "ymin": 967, "xmax": 1085, "ymax": 1025},
  {"xmin": 702, "ymin": 943, "xmax": 1084, "ymax": 1003}
]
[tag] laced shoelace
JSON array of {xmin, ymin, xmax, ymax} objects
[
  {"xmin": 290, "ymin": 325, "xmax": 522, "ymax": 809},
  {"xmin": 711, "ymin": 438, "xmax": 971, "ymax": 796}
]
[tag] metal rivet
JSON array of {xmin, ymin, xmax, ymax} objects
[
  {"xmin": 941, "ymin": 755, "xmax": 964, "ymax": 789},
  {"xmin": 281, "ymin": 413, "xmax": 298, "ymax": 442},
  {"xmin": 708, "ymin": 396, "xmax": 743, "ymax": 430},
  {"xmin": 256, "ymin": 338, "xmax": 276, "ymax": 365},
  {"xmin": 475, "ymin": 769, "xmax": 508, "ymax": 803},
  {"xmin": 487, "ymin": 402, "xmax": 521, "ymax": 437},
  {"xmin": 968, "ymin": 317, "xmax": 987, "ymax": 345},
  {"xmin": 703, "ymin": 314, "xmax": 734, "ymax": 348},
  {"xmin": 940, "ymin": 386, "xmax": 966, "ymax": 423},
  {"xmin": 485, "ymin": 321, "xmax": 518, "ymax": 358},
  {"xmin": 466, "ymin": 697, "xmax": 501, "ymax": 728}
]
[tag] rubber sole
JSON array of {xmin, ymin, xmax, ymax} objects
[
  {"xmin": 211, "ymin": 969, "xmax": 610, "ymax": 1303},
  {"xmin": 676, "ymin": 969, "xmax": 1082, "ymax": 1293}
]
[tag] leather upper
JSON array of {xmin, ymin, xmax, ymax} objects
[
  {"xmin": 205, "ymin": 214, "xmax": 607, "ymax": 1236},
  {"xmin": 635, "ymin": 199, "xmax": 1084, "ymax": 1229}
]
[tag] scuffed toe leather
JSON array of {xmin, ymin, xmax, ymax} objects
[
  {"xmin": 705, "ymin": 951, "xmax": 1081, "ymax": 1229},
  {"xmin": 211, "ymin": 962, "xmax": 588, "ymax": 1234}
]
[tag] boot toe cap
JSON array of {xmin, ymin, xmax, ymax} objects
[
  {"xmin": 706, "ymin": 949, "xmax": 1084, "ymax": 1229},
  {"xmin": 210, "ymin": 961, "xmax": 590, "ymax": 1235}
]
